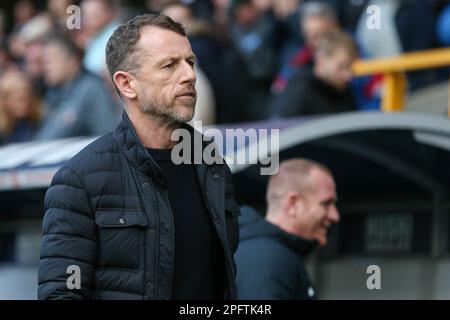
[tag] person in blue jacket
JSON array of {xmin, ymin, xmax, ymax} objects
[{"xmin": 235, "ymin": 158, "xmax": 340, "ymax": 299}]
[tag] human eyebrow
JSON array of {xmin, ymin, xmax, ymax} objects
[
  {"xmin": 157, "ymin": 56, "xmax": 177, "ymax": 67},
  {"xmin": 321, "ymin": 197, "xmax": 337, "ymax": 206},
  {"xmin": 158, "ymin": 54, "xmax": 196, "ymax": 68},
  {"xmin": 186, "ymin": 54, "xmax": 196, "ymax": 63}
]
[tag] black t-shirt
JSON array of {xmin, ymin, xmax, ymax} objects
[{"xmin": 147, "ymin": 147, "xmax": 225, "ymax": 299}]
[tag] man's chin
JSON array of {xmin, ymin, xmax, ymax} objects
[
  {"xmin": 140, "ymin": 104, "xmax": 195, "ymax": 123},
  {"xmin": 177, "ymin": 115, "xmax": 195, "ymax": 123},
  {"xmin": 316, "ymin": 229, "xmax": 329, "ymax": 247},
  {"xmin": 174, "ymin": 105, "xmax": 195, "ymax": 123}
]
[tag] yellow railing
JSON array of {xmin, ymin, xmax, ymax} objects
[{"xmin": 352, "ymin": 48, "xmax": 450, "ymax": 116}]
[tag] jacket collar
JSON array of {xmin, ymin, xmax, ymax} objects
[
  {"xmin": 112, "ymin": 112, "xmax": 216, "ymax": 181},
  {"xmin": 239, "ymin": 206, "xmax": 318, "ymax": 256},
  {"xmin": 113, "ymin": 112, "xmax": 165, "ymax": 180}
]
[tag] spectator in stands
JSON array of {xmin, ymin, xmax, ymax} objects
[
  {"xmin": 211, "ymin": 0, "xmax": 233, "ymax": 41},
  {"xmin": 7, "ymin": 6, "xmax": 53, "ymax": 69},
  {"xmin": 7, "ymin": 31, "xmax": 26, "ymax": 65},
  {"xmin": 22, "ymin": 39, "xmax": 47, "ymax": 95},
  {"xmin": 0, "ymin": 69, "xmax": 43, "ymax": 145},
  {"xmin": 14, "ymin": 13, "xmax": 54, "ymax": 95},
  {"xmin": 0, "ymin": 39, "xmax": 10, "ymax": 75},
  {"xmin": 34, "ymin": 35, "xmax": 119, "ymax": 140},
  {"xmin": 229, "ymin": 0, "xmax": 277, "ymax": 82},
  {"xmin": 80, "ymin": 0, "xmax": 121, "ymax": 76},
  {"xmin": 6, "ymin": 1, "xmax": 39, "ymax": 64},
  {"xmin": 271, "ymin": 0, "xmax": 304, "ymax": 67},
  {"xmin": 322, "ymin": 0, "xmax": 367, "ymax": 33},
  {"xmin": 271, "ymin": 1, "xmax": 339, "ymax": 94},
  {"xmin": 235, "ymin": 158, "xmax": 340, "ymax": 299},
  {"xmin": 269, "ymin": 1, "xmax": 382, "ymax": 112},
  {"xmin": 268, "ymin": 30, "xmax": 358, "ymax": 118},
  {"xmin": 228, "ymin": 0, "xmax": 278, "ymax": 121},
  {"xmin": 355, "ymin": 0, "xmax": 438, "ymax": 90},
  {"xmin": 47, "ymin": 0, "xmax": 76, "ymax": 31},
  {"xmin": 13, "ymin": 0, "xmax": 38, "ymax": 30}
]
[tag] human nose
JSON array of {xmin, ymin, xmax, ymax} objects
[
  {"xmin": 328, "ymin": 205, "xmax": 340, "ymax": 223},
  {"xmin": 180, "ymin": 60, "xmax": 196, "ymax": 84}
]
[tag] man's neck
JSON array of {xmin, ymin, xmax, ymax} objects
[
  {"xmin": 126, "ymin": 107, "xmax": 180, "ymax": 149},
  {"xmin": 266, "ymin": 211, "xmax": 300, "ymax": 237},
  {"xmin": 265, "ymin": 212, "xmax": 282, "ymax": 230}
]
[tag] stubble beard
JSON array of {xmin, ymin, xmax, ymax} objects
[{"xmin": 140, "ymin": 94, "xmax": 196, "ymax": 125}]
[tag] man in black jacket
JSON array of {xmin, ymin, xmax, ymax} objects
[
  {"xmin": 235, "ymin": 159, "xmax": 340, "ymax": 299},
  {"xmin": 38, "ymin": 14, "xmax": 241, "ymax": 300}
]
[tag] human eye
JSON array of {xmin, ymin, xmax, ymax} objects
[
  {"xmin": 187, "ymin": 58, "xmax": 195, "ymax": 67},
  {"xmin": 322, "ymin": 199, "xmax": 336, "ymax": 207},
  {"xmin": 163, "ymin": 61, "xmax": 175, "ymax": 69}
]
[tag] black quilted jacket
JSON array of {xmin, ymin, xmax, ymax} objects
[{"xmin": 38, "ymin": 113, "xmax": 240, "ymax": 300}]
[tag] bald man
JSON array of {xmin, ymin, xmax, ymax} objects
[{"xmin": 235, "ymin": 159, "xmax": 340, "ymax": 300}]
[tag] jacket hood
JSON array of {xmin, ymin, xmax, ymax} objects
[{"xmin": 239, "ymin": 205, "xmax": 318, "ymax": 256}]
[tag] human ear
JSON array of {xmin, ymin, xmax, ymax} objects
[
  {"xmin": 113, "ymin": 71, "xmax": 137, "ymax": 100},
  {"xmin": 286, "ymin": 192, "xmax": 302, "ymax": 217}
]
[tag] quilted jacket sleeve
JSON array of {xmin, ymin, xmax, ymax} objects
[{"xmin": 38, "ymin": 167, "xmax": 97, "ymax": 300}]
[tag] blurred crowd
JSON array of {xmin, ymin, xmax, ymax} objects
[{"xmin": 0, "ymin": 0, "xmax": 450, "ymax": 146}]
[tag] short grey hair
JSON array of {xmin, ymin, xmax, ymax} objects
[{"xmin": 105, "ymin": 14, "xmax": 186, "ymax": 98}]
